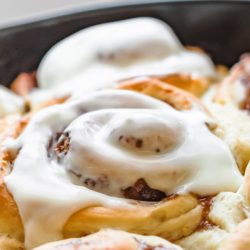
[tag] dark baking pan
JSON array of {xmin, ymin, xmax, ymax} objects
[{"xmin": 0, "ymin": 0, "xmax": 250, "ymax": 86}]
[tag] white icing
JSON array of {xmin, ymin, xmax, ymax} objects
[
  {"xmin": 5, "ymin": 90, "xmax": 242, "ymax": 249},
  {"xmin": 33, "ymin": 17, "xmax": 216, "ymax": 105},
  {"xmin": 0, "ymin": 86, "xmax": 24, "ymax": 117}
]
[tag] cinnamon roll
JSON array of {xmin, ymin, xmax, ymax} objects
[
  {"xmin": 22, "ymin": 17, "xmax": 216, "ymax": 111},
  {"xmin": 34, "ymin": 229, "xmax": 183, "ymax": 250},
  {"xmin": 0, "ymin": 87, "xmax": 243, "ymax": 249}
]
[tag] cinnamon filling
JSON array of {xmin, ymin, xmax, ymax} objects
[
  {"xmin": 47, "ymin": 132, "xmax": 70, "ymax": 158},
  {"xmin": 122, "ymin": 178, "xmax": 166, "ymax": 202},
  {"xmin": 196, "ymin": 195, "xmax": 215, "ymax": 231},
  {"xmin": 55, "ymin": 132, "xmax": 70, "ymax": 155}
]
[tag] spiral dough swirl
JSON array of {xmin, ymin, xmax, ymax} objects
[{"xmin": 5, "ymin": 90, "xmax": 242, "ymax": 249}]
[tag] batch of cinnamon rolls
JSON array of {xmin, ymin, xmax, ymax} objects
[{"xmin": 0, "ymin": 17, "xmax": 250, "ymax": 250}]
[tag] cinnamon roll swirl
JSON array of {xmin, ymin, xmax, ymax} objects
[{"xmin": 0, "ymin": 87, "xmax": 242, "ymax": 249}]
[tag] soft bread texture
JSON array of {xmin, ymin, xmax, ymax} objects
[
  {"xmin": 208, "ymin": 192, "xmax": 249, "ymax": 232},
  {"xmin": 0, "ymin": 235, "xmax": 24, "ymax": 250},
  {"xmin": 218, "ymin": 218, "xmax": 250, "ymax": 250},
  {"xmin": 177, "ymin": 228, "xmax": 228, "ymax": 250},
  {"xmin": 177, "ymin": 192, "xmax": 250, "ymax": 250},
  {"xmin": 34, "ymin": 229, "xmax": 183, "ymax": 250},
  {"xmin": 63, "ymin": 195, "xmax": 202, "ymax": 241},
  {"xmin": 207, "ymin": 103, "xmax": 250, "ymax": 173}
]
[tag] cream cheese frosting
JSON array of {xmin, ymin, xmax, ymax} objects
[
  {"xmin": 31, "ymin": 17, "xmax": 216, "ymax": 105},
  {"xmin": 4, "ymin": 90, "xmax": 242, "ymax": 249}
]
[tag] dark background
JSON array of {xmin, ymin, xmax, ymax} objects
[{"xmin": 0, "ymin": 0, "xmax": 250, "ymax": 86}]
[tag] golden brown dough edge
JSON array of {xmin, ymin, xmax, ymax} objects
[
  {"xmin": 121, "ymin": 73, "xmax": 211, "ymax": 97},
  {"xmin": 117, "ymin": 76, "xmax": 207, "ymax": 111}
]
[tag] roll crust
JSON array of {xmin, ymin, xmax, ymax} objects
[
  {"xmin": 63, "ymin": 195, "xmax": 202, "ymax": 241},
  {"xmin": 117, "ymin": 76, "xmax": 206, "ymax": 111},
  {"xmin": 155, "ymin": 73, "xmax": 210, "ymax": 97}
]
